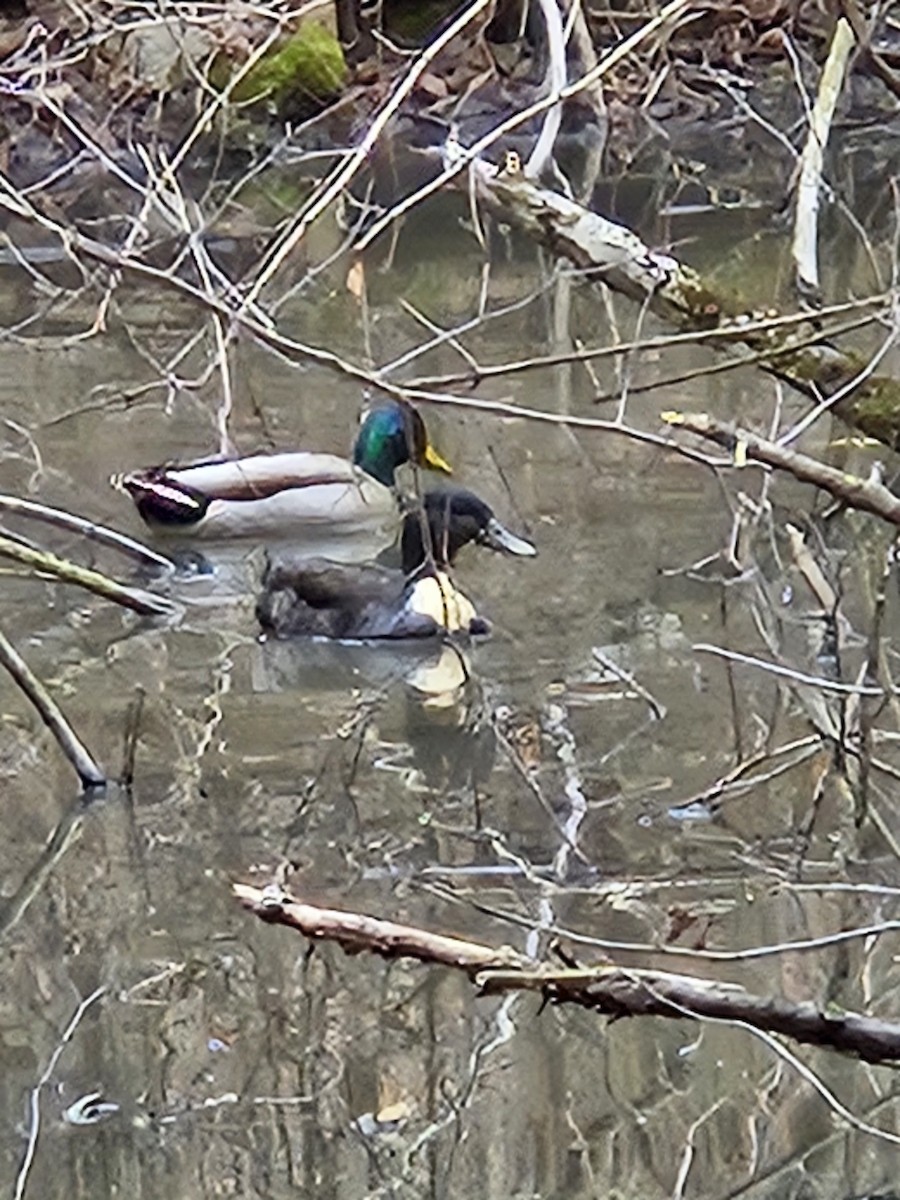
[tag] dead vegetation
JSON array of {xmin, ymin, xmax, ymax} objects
[{"xmin": 4, "ymin": 2, "xmax": 900, "ymax": 1197}]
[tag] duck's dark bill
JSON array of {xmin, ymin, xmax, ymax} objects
[{"xmin": 479, "ymin": 518, "xmax": 537, "ymax": 556}]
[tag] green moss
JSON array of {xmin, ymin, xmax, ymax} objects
[
  {"xmin": 777, "ymin": 349, "xmax": 826, "ymax": 382},
  {"xmin": 846, "ymin": 377, "xmax": 900, "ymax": 450},
  {"xmin": 227, "ymin": 172, "xmax": 316, "ymax": 222},
  {"xmin": 231, "ymin": 23, "xmax": 346, "ymax": 108}
]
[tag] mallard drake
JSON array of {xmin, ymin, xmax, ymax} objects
[
  {"xmin": 117, "ymin": 401, "xmax": 452, "ymax": 539},
  {"xmin": 256, "ymin": 486, "xmax": 536, "ymax": 640}
]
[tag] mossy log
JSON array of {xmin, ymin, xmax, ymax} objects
[{"xmin": 477, "ymin": 159, "xmax": 900, "ymax": 448}]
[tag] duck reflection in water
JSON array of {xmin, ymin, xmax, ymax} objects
[
  {"xmin": 253, "ymin": 636, "xmax": 497, "ymax": 798},
  {"xmin": 400, "ymin": 641, "xmax": 497, "ymax": 795},
  {"xmin": 252, "ymin": 486, "xmax": 534, "ymax": 796}
]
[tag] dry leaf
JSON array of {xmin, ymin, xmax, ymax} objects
[
  {"xmin": 376, "ymin": 1100, "xmax": 412, "ymax": 1125},
  {"xmin": 346, "ymin": 258, "xmax": 365, "ymax": 302}
]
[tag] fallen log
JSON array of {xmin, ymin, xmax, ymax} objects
[{"xmin": 474, "ymin": 153, "xmax": 900, "ymax": 449}]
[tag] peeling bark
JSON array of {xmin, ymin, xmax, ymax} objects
[{"xmin": 476, "ymin": 160, "xmax": 900, "ymax": 449}]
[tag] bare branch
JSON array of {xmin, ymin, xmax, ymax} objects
[
  {"xmin": 243, "ymin": 0, "xmax": 495, "ymax": 304},
  {"xmin": 791, "ymin": 18, "xmax": 856, "ymax": 293},
  {"xmin": 0, "ymin": 535, "xmax": 177, "ymax": 617},
  {"xmin": 235, "ymin": 884, "xmax": 900, "ymax": 1064},
  {"xmin": 356, "ymin": 0, "xmax": 692, "ymax": 251},
  {"xmin": 664, "ymin": 411, "xmax": 900, "ymax": 527},
  {"xmin": 0, "ymin": 494, "xmax": 173, "ymax": 570},
  {"xmin": 0, "ymin": 627, "xmax": 105, "ymax": 789},
  {"xmin": 694, "ymin": 643, "xmax": 884, "ymax": 697}
]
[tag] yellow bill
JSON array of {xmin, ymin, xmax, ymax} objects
[{"xmin": 424, "ymin": 443, "xmax": 453, "ymax": 475}]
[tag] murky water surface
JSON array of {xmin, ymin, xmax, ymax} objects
[{"xmin": 2, "ymin": 126, "xmax": 900, "ymax": 1199}]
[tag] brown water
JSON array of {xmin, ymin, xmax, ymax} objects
[{"xmin": 2, "ymin": 135, "xmax": 900, "ymax": 1200}]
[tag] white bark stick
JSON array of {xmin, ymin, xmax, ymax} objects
[
  {"xmin": 792, "ymin": 17, "xmax": 856, "ymax": 293},
  {"xmin": 527, "ymin": 0, "xmax": 568, "ymax": 177}
]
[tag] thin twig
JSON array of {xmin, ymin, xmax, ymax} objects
[
  {"xmin": 243, "ymin": 0, "xmax": 494, "ymax": 303},
  {"xmin": 355, "ymin": 0, "xmax": 692, "ymax": 251},
  {"xmin": 694, "ymin": 643, "xmax": 884, "ymax": 696},
  {"xmin": 591, "ymin": 647, "xmax": 666, "ymax": 719},
  {"xmin": 0, "ymin": 494, "xmax": 174, "ymax": 570},
  {"xmin": 402, "ymin": 294, "xmax": 887, "ymax": 388}
]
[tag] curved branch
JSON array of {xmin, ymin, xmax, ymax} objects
[
  {"xmin": 0, "ymin": 494, "xmax": 174, "ymax": 570},
  {"xmin": 663, "ymin": 411, "xmax": 900, "ymax": 526}
]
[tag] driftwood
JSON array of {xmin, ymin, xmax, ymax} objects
[
  {"xmin": 234, "ymin": 883, "xmax": 900, "ymax": 1065},
  {"xmin": 663, "ymin": 411, "xmax": 900, "ymax": 525},
  {"xmin": 476, "ymin": 158, "xmax": 900, "ymax": 449}
]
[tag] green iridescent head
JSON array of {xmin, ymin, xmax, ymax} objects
[{"xmin": 353, "ymin": 402, "xmax": 452, "ymax": 487}]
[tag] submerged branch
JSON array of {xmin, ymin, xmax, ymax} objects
[
  {"xmin": 0, "ymin": 793, "xmax": 88, "ymax": 938},
  {"xmin": 0, "ymin": 627, "xmax": 105, "ymax": 789},
  {"xmin": 693, "ymin": 642, "xmax": 884, "ymax": 696},
  {"xmin": 235, "ymin": 884, "xmax": 900, "ymax": 1065}
]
